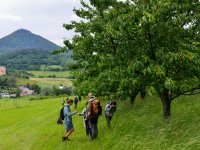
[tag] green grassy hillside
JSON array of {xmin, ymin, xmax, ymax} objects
[{"xmin": 0, "ymin": 94, "xmax": 200, "ymax": 150}]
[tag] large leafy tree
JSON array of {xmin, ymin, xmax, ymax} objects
[
  {"xmin": 128, "ymin": 0, "xmax": 200, "ymax": 117},
  {"xmin": 63, "ymin": 0, "xmax": 124, "ymax": 97},
  {"xmin": 63, "ymin": 0, "xmax": 200, "ymax": 117}
]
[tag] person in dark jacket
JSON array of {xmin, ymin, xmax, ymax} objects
[
  {"xmin": 104, "ymin": 101, "xmax": 117, "ymax": 128},
  {"xmin": 73, "ymin": 97, "xmax": 78, "ymax": 109},
  {"xmin": 78, "ymin": 95, "xmax": 82, "ymax": 102}
]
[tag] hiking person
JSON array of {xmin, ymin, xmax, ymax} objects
[
  {"xmin": 78, "ymin": 95, "xmax": 82, "ymax": 102},
  {"xmin": 87, "ymin": 96, "xmax": 102, "ymax": 140},
  {"xmin": 105, "ymin": 101, "xmax": 117, "ymax": 128},
  {"xmin": 62, "ymin": 99, "xmax": 77, "ymax": 141},
  {"xmin": 73, "ymin": 96, "xmax": 78, "ymax": 109},
  {"xmin": 78, "ymin": 103, "xmax": 90, "ymax": 136}
]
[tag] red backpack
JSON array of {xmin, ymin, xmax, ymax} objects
[{"xmin": 92, "ymin": 100, "xmax": 102, "ymax": 116}]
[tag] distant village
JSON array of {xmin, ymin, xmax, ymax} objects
[
  {"xmin": 0, "ymin": 65, "xmax": 72, "ymax": 98},
  {"xmin": 0, "ymin": 66, "xmax": 34, "ymax": 98}
]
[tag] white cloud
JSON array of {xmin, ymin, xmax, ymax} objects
[
  {"xmin": 0, "ymin": 0, "xmax": 83, "ymax": 45},
  {"xmin": 0, "ymin": 14, "xmax": 22, "ymax": 21}
]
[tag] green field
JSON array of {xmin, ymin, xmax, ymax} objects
[
  {"xmin": 27, "ymin": 71, "xmax": 70, "ymax": 78},
  {"xmin": 40, "ymin": 65, "xmax": 63, "ymax": 71},
  {"xmin": 16, "ymin": 70, "xmax": 72, "ymax": 88},
  {"xmin": 16, "ymin": 78, "xmax": 37, "ymax": 85},
  {"xmin": 1, "ymin": 95, "xmax": 200, "ymax": 149},
  {"xmin": 29, "ymin": 78, "xmax": 72, "ymax": 88},
  {"xmin": 16, "ymin": 78, "xmax": 72, "ymax": 88}
]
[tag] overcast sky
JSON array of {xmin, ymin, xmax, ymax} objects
[{"xmin": 0, "ymin": 0, "xmax": 83, "ymax": 46}]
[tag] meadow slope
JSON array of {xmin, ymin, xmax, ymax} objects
[{"xmin": 0, "ymin": 94, "xmax": 200, "ymax": 150}]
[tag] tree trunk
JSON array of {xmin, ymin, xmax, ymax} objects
[
  {"xmin": 161, "ymin": 89, "xmax": 171, "ymax": 118},
  {"xmin": 130, "ymin": 88, "xmax": 140, "ymax": 107}
]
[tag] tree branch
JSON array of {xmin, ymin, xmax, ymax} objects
[
  {"xmin": 109, "ymin": 37, "xmax": 117, "ymax": 56},
  {"xmin": 147, "ymin": 21, "xmax": 155, "ymax": 60},
  {"xmin": 171, "ymin": 88, "xmax": 200, "ymax": 100}
]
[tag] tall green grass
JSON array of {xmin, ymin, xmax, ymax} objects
[{"xmin": 0, "ymin": 94, "xmax": 200, "ymax": 150}]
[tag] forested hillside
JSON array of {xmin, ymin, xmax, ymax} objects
[{"xmin": 0, "ymin": 49, "xmax": 73, "ymax": 71}]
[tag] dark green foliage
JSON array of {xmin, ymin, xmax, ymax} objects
[
  {"xmin": 0, "ymin": 76, "xmax": 20, "ymax": 97},
  {"xmin": 15, "ymin": 89, "xmax": 21, "ymax": 97},
  {"xmin": 62, "ymin": 0, "xmax": 200, "ymax": 117},
  {"xmin": 8, "ymin": 70, "xmax": 34, "ymax": 79},
  {"xmin": 29, "ymin": 84, "xmax": 41, "ymax": 94},
  {"xmin": 0, "ymin": 76, "xmax": 16, "ymax": 89},
  {"xmin": 0, "ymin": 49, "xmax": 73, "ymax": 71},
  {"xmin": 53, "ymin": 86, "xmax": 72, "ymax": 96},
  {"xmin": 41, "ymin": 87, "xmax": 54, "ymax": 96}
]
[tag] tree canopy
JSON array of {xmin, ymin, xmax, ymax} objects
[{"xmin": 63, "ymin": 0, "xmax": 200, "ymax": 117}]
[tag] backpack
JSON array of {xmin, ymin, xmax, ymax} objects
[
  {"xmin": 57, "ymin": 105, "xmax": 68, "ymax": 124},
  {"xmin": 60, "ymin": 106, "xmax": 65, "ymax": 120},
  {"xmin": 92, "ymin": 100, "xmax": 102, "ymax": 116}
]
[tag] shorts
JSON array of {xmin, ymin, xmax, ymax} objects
[{"xmin": 65, "ymin": 121, "xmax": 74, "ymax": 130}]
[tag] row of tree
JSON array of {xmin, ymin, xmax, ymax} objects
[
  {"xmin": 29, "ymin": 84, "xmax": 73, "ymax": 96},
  {"xmin": 0, "ymin": 76, "xmax": 16, "ymax": 89},
  {"xmin": 60, "ymin": 0, "xmax": 200, "ymax": 118}
]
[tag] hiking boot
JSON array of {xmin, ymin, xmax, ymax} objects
[{"xmin": 62, "ymin": 136, "xmax": 68, "ymax": 141}]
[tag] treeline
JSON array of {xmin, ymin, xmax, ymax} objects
[
  {"xmin": 41, "ymin": 86, "xmax": 73, "ymax": 96},
  {"xmin": 7, "ymin": 70, "xmax": 34, "ymax": 79},
  {"xmin": 0, "ymin": 75, "xmax": 20, "ymax": 97},
  {"xmin": 0, "ymin": 76, "xmax": 16, "ymax": 89},
  {"xmin": 0, "ymin": 49, "xmax": 73, "ymax": 71}
]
